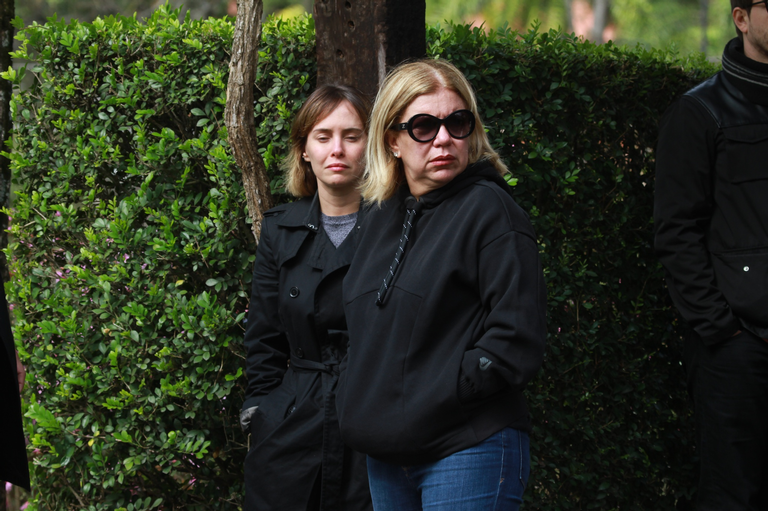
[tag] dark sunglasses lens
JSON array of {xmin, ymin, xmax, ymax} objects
[
  {"xmin": 410, "ymin": 115, "xmax": 440, "ymax": 142},
  {"xmin": 445, "ymin": 111, "xmax": 473, "ymax": 138}
]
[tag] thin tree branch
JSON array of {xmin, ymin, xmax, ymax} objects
[{"xmin": 225, "ymin": 0, "xmax": 272, "ymax": 243}]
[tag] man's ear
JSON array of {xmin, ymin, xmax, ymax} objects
[{"xmin": 733, "ymin": 7, "xmax": 750, "ymax": 36}]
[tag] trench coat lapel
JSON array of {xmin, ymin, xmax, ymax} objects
[
  {"xmin": 280, "ymin": 194, "xmax": 364, "ymax": 277},
  {"xmin": 273, "ymin": 195, "xmax": 318, "ymax": 269}
]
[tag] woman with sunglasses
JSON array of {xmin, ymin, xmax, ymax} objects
[
  {"xmin": 336, "ymin": 59, "xmax": 547, "ymax": 510},
  {"xmin": 241, "ymin": 84, "xmax": 373, "ymax": 511}
]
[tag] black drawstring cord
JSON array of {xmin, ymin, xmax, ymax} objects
[{"xmin": 376, "ymin": 196, "xmax": 421, "ymax": 306}]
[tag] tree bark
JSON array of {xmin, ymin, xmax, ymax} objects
[
  {"xmin": 699, "ymin": 0, "xmax": 709, "ymax": 54},
  {"xmin": 1, "ymin": 0, "xmax": 13, "ymax": 281},
  {"xmin": 591, "ymin": 0, "xmax": 608, "ymax": 42},
  {"xmin": 225, "ymin": 0, "xmax": 273, "ymax": 243},
  {"xmin": 314, "ymin": 0, "xmax": 426, "ymax": 97}
]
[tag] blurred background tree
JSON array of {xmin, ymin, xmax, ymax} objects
[{"xmin": 425, "ymin": 0, "xmax": 733, "ymax": 57}]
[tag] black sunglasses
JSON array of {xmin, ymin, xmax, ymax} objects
[
  {"xmin": 751, "ymin": 0, "xmax": 768, "ymax": 9},
  {"xmin": 392, "ymin": 109, "xmax": 476, "ymax": 143}
]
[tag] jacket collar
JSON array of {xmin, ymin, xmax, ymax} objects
[
  {"xmin": 273, "ymin": 192, "xmax": 363, "ymax": 274},
  {"xmin": 402, "ymin": 159, "xmax": 513, "ymax": 210},
  {"xmin": 722, "ymin": 37, "xmax": 768, "ymax": 107},
  {"xmin": 276, "ymin": 193, "xmax": 321, "ymax": 233}
]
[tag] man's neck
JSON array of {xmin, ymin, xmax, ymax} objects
[{"xmin": 744, "ymin": 39, "xmax": 768, "ymax": 64}]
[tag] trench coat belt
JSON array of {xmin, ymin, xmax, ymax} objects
[
  {"xmin": 288, "ymin": 356, "xmax": 345, "ymax": 509},
  {"xmin": 290, "ymin": 357, "xmax": 340, "ymax": 375}
]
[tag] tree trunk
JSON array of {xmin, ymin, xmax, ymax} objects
[
  {"xmin": 591, "ymin": 0, "xmax": 608, "ymax": 42},
  {"xmin": 1, "ymin": 0, "xmax": 13, "ymax": 281},
  {"xmin": 314, "ymin": 0, "xmax": 426, "ymax": 97},
  {"xmin": 699, "ymin": 0, "xmax": 709, "ymax": 54},
  {"xmin": 225, "ymin": 0, "xmax": 273, "ymax": 243}
]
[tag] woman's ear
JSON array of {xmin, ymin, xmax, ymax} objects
[{"xmin": 386, "ymin": 131, "xmax": 400, "ymax": 159}]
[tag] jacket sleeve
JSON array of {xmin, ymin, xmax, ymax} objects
[
  {"xmin": 242, "ymin": 215, "xmax": 290, "ymax": 411},
  {"xmin": 653, "ymin": 97, "xmax": 741, "ymax": 344},
  {"xmin": 458, "ymin": 227, "xmax": 547, "ymax": 402}
]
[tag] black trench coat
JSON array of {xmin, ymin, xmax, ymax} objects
[
  {"xmin": 0, "ymin": 272, "xmax": 30, "ymax": 490},
  {"xmin": 242, "ymin": 194, "xmax": 371, "ymax": 511}
]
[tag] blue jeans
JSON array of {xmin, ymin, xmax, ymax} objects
[{"xmin": 366, "ymin": 427, "xmax": 530, "ymax": 511}]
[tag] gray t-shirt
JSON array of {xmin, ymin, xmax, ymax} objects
[{"xmin": 321, "ymin": 211, "xmax": 358, "ymax": 248}]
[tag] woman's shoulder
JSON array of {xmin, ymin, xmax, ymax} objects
[
  {"xmin": 258, "ymin": 197, "xmax": 316, "ymax": 247},
  {"xmin": 359, "ymin": 193, "xmax": 404, "ymax": 223},
  {"xmin": 263, "ymin": 196, "xmax": 313, "ymax": 219},
  {"xmin": 461, "ymin": 179, "xmax": 533, "ymax": 235},
  {"xmin": 260, "ymin": 197, "xmax": 316, "ymax": 232}
]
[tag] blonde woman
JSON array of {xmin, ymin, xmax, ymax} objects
[
  {"xmin": 337, "ymin": 60, "xmax": 546, "ymax": 510},
  {"xmin": 242, "ymin": 84, "xmax": 373, "ymax": 511}
]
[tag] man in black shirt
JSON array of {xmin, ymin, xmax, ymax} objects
[{"xmin": 654, "ymin": 1, "xmax": 768, "ymax": 508}]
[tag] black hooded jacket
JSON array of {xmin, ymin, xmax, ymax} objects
[{"xmin": 337, "ymin": 161, "xmax": 547, "ymax": 465}]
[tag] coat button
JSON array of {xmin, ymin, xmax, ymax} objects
[
  {"xmin": 289, "ymin": 286, "xmax": 300, "ymax": 298},
  {"xmin": 296, "ymin": 348, "xmax": 304, "ymax": 358}
]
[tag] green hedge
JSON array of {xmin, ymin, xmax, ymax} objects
[
  {"xmin": 2, "ymin": 7, "xmax": 314, "ymax": 510},
  {"xmin": 2, "ymin": 8, "xmax": 717, "ymax": 510}
]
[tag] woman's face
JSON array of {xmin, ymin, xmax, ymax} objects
[
  {"xmin": 303, "ymin": 100, "xmax": 366, "ymax": 197},
  {"xmin": 388, "ymin": 88, "xmax": 470, "ymax": 199}
]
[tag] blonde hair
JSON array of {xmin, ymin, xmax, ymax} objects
[
  {"xmin": 362, "ymin": 59, "xmax": 507, "ymax": 204},
  {"xmin": 283, "ymin": 84, "xmax": 371, "ymax": 197}
]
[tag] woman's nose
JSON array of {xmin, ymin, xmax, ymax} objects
[
  {"xmin": 331, "ymin": 137, "xmax": 345, "ymax": 155},
  {"xmin": 433, "ymin": 124, "xmax": 452, "ymax": 145}
]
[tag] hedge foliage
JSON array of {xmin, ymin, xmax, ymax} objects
[
  {"xmin": 2, "ymin": 6, "xmax": 315, "ymax": 510},
  {"xmin": 3, "ymin": 8, "xmax": 718, "ymax": 510}
]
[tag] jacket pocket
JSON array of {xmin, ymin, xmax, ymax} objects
[
  {"xmin": 339, "ymin": 287, "xmax": 425, "ymax": 454},
  {"xmin": 711, "ymin": 247, "xmax": 768, "ymax": 327},
  {"xmin": 249, "ymin": 372, "xmax": 297, "ymax": 448},
  {"xmin": 724, "ymin": 125, "xmax": 768, "ymax": 184}
]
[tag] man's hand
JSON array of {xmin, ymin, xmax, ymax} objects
[{"xmin": 15, "ymin": 348, "xmax": 25, "ymax": 393}]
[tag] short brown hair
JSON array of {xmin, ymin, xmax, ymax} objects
[{"xmin": 283, "ymin": 84, "xmax": 371, "ymax": 197}]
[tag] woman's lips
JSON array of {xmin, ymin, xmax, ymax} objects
[{"xmin": 429, "ymin": 155, "xmax": 456, "ymax": 165}]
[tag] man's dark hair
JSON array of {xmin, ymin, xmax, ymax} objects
[{"xmin": 731, "ymin": 0, "xmax": 753, "ymax": 39}]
